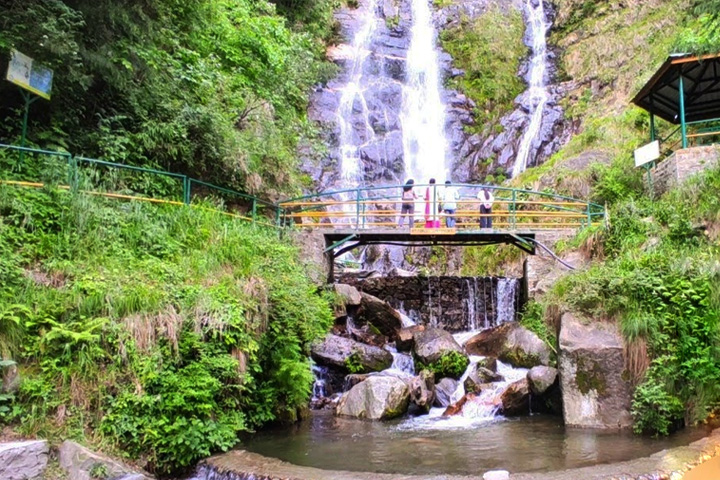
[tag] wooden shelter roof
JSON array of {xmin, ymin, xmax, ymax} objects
[{"xmin": 632, "ymin": 53, "xmax": 720, "ymax": 124}]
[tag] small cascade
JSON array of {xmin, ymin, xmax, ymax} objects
[
  {"xmin": 495, "ymin": 278, "xmax": 519, "ymax": 324},
  {"xmin": 459, "ymin": 361, "xmax": 529, "ymax": 420},
  {"xmin": 464, "ymin": 278, "xmax": 477, "ymax": 331},
  {"xmin": 390, "ymin": 351, "xmax": 415, "ymax": 375},
  {"xmin": 450, "ymin": 355, "xmax": 483, "ymax": 404},
  {"xmin": 512, "ymin": 0, "xmax": 552, "ymax": 177}
]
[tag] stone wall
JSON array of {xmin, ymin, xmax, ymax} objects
[
  {"xmin": 336, "ymin": 275, "xmax": 522, "ymax": 332},
  {"xmin": 651, "ymin": 145, "xmax": 720, "ymax": 196}
]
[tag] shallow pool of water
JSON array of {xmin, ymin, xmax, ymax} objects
[{"xmin": 241, "ymin": 411, "xmax": 711, "ymax": 475}]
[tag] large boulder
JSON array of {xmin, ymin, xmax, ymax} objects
[
  {"xmin": 396, "ymin": 325, "xmax": 425, "ymax": 352},
  {"xmin": 434, "ymin": 378, "xmax": 458, "ymax": 408},
  {"xmin": 409, "ymin": 370, "xmax": 435, "ymax": 414},
  {"xmin": 336, "ymin": 376, "xmax": 410, "ymax": 420},
  {"xmin": 59, "ymin": 440, "xmax": 153, "ymax": 480},
  {"xmin": 527, "ymin": 366, "xmax": 558, "ymax": 395},
  {"xmin": 413, "ymin": 328, "xmax": 465, "ymax": 365},
  {"xmin": 331, "ymin": 283, "xmax": 362, "ymax": 308},
  {"xmin": 558, "ymin": 313, "xmax": 633, "ymax": 428},
  {"xmin": 500, "ymin": 378, "xmax": 530, "ymax": 416},
  {"xmin": 311, "ymin": 334, "xmax": 392, "ymax": 373},
  {"xmin": 0, "ymin": 440, "xmax": 49, "ymax": 480},
  {"xmin": 465, "ymin": 322, "xmax": 551, "ymax": 368},
  {"xmin": 355, "ymin": 293, "xmax": 404, "ymax": 340}
]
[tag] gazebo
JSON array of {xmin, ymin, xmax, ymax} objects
[{"xmin": 632, "ymin": 53, "xmax": 720, "ymax": 149}]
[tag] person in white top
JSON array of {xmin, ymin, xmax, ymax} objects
[
  {"xmin": 441, "ymin": 180, "xmax": 460, "ymax": 228},
  {"xmin": 477, "ymin": 187, "xmax": 494, "ymax": 229},
  {"xmin": 398, "ymin": 179, "xmax": 418, "ymax": 227}
]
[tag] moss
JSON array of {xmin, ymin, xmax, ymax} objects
[
  {"xmin": 575, "ymin": 357, "xmax": 607, "ymax": 395},
  {"xmin": 419, "ymin": 351, "xmax": 469, "ymax": 379},
  {"xmin": 501, "ymin": 349, "xmax": 541, "ymax": 369}
]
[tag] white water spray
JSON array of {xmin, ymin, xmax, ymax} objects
[
  {"xmin": 401, "ymin": 0, "xmax": 449, "ymax": 183},
  {"xmin": 336, "ymin": 0, "xmax": 381, "ymax": 187},
  {"xmin": 512, "ymin": 0, "xmax": 551, "ymax": 178}
]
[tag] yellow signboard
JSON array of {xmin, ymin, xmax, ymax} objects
[{"xmin": 6, "ymin": 50, "xmax": 53, "ymax": 100}]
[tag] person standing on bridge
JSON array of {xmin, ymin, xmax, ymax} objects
[
  {"xmin": 442, "ymin": 180, "xmax": 460, "ymax": 228},
  {"xmin": 478, "ymin": 187, "xmax": 494, "ymax": 229},
  {"xmin": 425, "ymin": 178, "xmax": 440, "ymax": 228},
  {"xmin": 398, "ymin": 179, "xmax": 418, "ymax": 228}
]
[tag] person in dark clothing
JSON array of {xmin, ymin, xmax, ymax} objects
[
  {"xmin": 398, "ymin": 179, "xmax": 418, "ymax": 227},
  {"xmin": 478, "ymin": 187, "xmax": 494, "ymax": 229}
]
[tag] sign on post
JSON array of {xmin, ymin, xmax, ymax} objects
[
  {"xmin": 6, "ymin": 50, "xmax": 53, "ymax": 100},
  {"xmin": 634, "ymin": 140, "xmax": 660, "ymax": 168}
]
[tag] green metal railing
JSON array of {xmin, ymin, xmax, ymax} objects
[
  {"xmin": 278, "ymin": 183, "xmax": 607, "ymax": 231},
  {"xmin": 0, "ymin": 144, "xmax": 280, "ymax": 227}
]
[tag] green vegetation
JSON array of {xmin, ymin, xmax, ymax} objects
[
  {"xmin": 441, "ymin": 7, "xmax": 527, "ymax": 134},
  {"xmin": 533, "ymin": 165, "xmax": 720, "ymax": 435},
  {"xmin": 0, "ymin": 184, "xmax": 333, "ymax": 474},
  {"xmin": 0, "ymin": 0, "xmax": 338, "ymax": 196},
  {"xmin": 420, "ymin": 351, "xmax": 470, "ymax": 379}
]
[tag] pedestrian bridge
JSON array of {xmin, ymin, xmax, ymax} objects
[{"xmin": 278, "ymin": 183, "xmax": 606, "ymax": 273}]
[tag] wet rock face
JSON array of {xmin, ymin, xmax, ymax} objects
[
  {"xmin": 409, "ymin": 369, "xmax": 436, "ymax": 413},
  {"xmin": 336, "ymin": 375, "xmax": 410, "ymax": 420},
  {"xmin": 499, "ymin": 378, "xmax": 530, "ymax": 416},
  {"xmin": 558, "ymin": 312, "xmax": 633, "ymax": 429},
  {"xmin": 311, "ymin": 333, "xmax": 393, "ymax": 373},
  {"xmin": 434, "ymin": 377, "xmax": 458, "ymax": 407},
  {"xmin": 412, "ymin": 327, "xmax": 465, "ymax": 365},
  {"xmin": 355, "ymin": 292, "xmax": 404, "ymax": 340},
  {"xmin": 465, "ymin": 322, "xmax": 552, "ymax": 368}
]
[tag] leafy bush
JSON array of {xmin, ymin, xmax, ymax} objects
[
  {"xmin": 0, "ymin": 186, "xmax": 333, "ymax": 473},
  {"xmin": 631, "ymin": 357, "xmax": 685, "ymax": 436},
  {"xmin": 423, "ymin": 351, "xmax": 470, "ymax": 380}
]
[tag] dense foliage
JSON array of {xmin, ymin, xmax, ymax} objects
[
  {"xmin": 0, "ymin": 0, "xmax": 338, "ymax": 196},
  {"xmin": 0, "ymin": 180, "xmax": 333, "ymax": 474},
  {"xmin": 440, "ymin": 7, "xmax": 527, "ymax": 135},
  {"xmin": 534, "ymin": 166, "xmax": 720, "ymax": 435}
]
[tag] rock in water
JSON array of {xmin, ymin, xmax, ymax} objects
[
  {"xmin": 413, "ymin": 327, "xmax": 466, "ymax": 365},
  {"xmin": 355, "ymin": 292, "xmax": 403, "ymax": 340},
  {"xmin": 434, "ymin": 378, "xmax": 458, "ymax": 407},
  {"xmin": 558, "ymin": 313, "xmax": 633, "ymax": 428},
  {"xmin": 409, "ymin": 370, "xmax": 435, "ymax": 413},
  {"xmin": 500, "ymin": 379, "xmax": 530, "ymax": 416},
  {"xmin": 464, "ymin": 366, "xmax": 503, "ymax": 394},
  {"xmin": 527, "ymin": 365, "xmax": 558, "ymax": 395},
  {"xmin": 330, "ymin": 283, "xmax": 362, "ymax": 316},
  {"xmin": 442, "ymin": 394, "xmax": 472, "ymax": 417},
  {"xmin": 396, "ymin": 325, "xmax": 425, "ymax": 352},
  {"xmin": 465, "ymin": 322, "xmax": 551, "ymax": 368},
  {"xmin": 336, "ymin": 376, "xmax": 410, "ymax": 420},
  {"xmin": 311, "ymin": 333, "xmax": 393, "ymax": 373},
  {"xmin": 0, "ymin": 440, "xmax": 49, "ymax": 480}
]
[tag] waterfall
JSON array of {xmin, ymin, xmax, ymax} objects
[
  {"xmin": 511, "ymin": 0, "xmax": 551, "ymax": 178},
  {"xmin": 401, "ymin": 0, "xmax": 448, "ymax": 183},
  {"xmin": 495, "ymin": 278, "xmax": 518, "ymax": 325},
  {"xmin": 311, "ymin": 364, "xmax": 329, "ymax": 401},
  {"xmin": 336, "ymin": 0, "xmax": 381, "ymax": 187}
]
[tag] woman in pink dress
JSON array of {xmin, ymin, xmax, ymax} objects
[{"xmin": 424, "ymin": 178, "xmax": 440, "ymax": 228}]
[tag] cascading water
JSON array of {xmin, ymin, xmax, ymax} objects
[
  {"xmin": 511, "ymin": 0, "xmax": 552, "ymax": 178},
  {"xmin": 336, "ymin": 0, "xmax": 381, "ymax": 188},
  {"xmin": 401, "ymin": 0, "xmax": 449, "ymax": 183},
  {"xmin": 495, "ymin": 278, "xmax": 519, "ymax": 324}
]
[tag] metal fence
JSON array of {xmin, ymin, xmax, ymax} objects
[{"xmin": 0, "ymin": 144, "xmax": 280, "ymax": 227}]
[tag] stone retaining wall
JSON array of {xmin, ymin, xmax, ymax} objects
[
  {"xmin": 651, "ymin": 145, "xmax": 720, "ymax": 196},
  {"xmin": 336, "ymin": 275, "xmax": 522, "ymax": 332}
]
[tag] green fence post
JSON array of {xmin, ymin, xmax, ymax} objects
[
  {"xmin": 275, "ymin": 206, "xmax": 282, "ymax": 228},
  {"xmin": 511, "ymin": 189, "xmax": 517, "ymax": 230},
  {"xmin": 251, "ymin": 198, "xmax": 257, "ymax": 223},
  {"xmin": 183, "ymin": 177, "xmax": 190, "ymax": 205},
  {"xmin": 67, "ymin": 155, "xmax": 78, "ymax": 192},
  {"xmin": 586, "ymin": 203, "xmax": 592, "ymax": 228}
]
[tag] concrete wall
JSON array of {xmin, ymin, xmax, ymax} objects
[{"xmin": 651, "ymin": 145, "xmax": 720, "ymax": 196}]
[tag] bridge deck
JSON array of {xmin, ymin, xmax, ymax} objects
[{"xmin": 322, "ymin": 228, "xmax": 537, "ymax": 255}]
